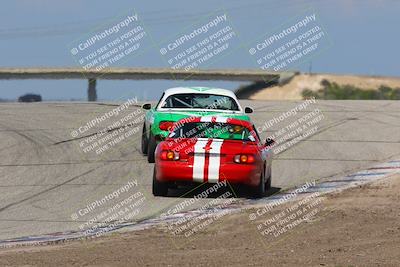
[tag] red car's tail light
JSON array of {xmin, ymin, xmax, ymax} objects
[
  {"xmin": 160, "ymin": 150, "xmax": 180, "ymax": 161},
  {"xmin": 234, "ymin": 154, "xmax": 255, "ymax": 164},
  {"xmin": 159, "ymin": 121, "xmax": 174, "ymax": 131}
]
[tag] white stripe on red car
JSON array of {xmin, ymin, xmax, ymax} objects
[
  {"xmin": 192, "ymin": 138, "xmax": 224, "ymax": 183},
  {"xmin": 192, "ymin": 139, "xmax": 209, "ymax": 182},
  {"xmin": 207, "ymin": 140, "xmax": 223, "ymax": 183}
]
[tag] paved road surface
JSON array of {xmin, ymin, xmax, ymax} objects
[{"xmin": 0, "ymin": 100, "xmax": 399, "ymax": 240}]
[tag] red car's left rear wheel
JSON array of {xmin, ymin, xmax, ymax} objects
[{"xmin": 152, "ymin": 167, "xmax": 168, "ymax": 196}]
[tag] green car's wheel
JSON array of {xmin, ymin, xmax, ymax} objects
[
  {"xmin": 147, "ymin": 132, "xmax": 157, "ymax": 163},
  {"xmin": 141, "ymin": 124, "xmax": 148, "ymax": 155},
  {"xmin": 152, "ymin": 168, "xmax": 168, "ymax": 196}
]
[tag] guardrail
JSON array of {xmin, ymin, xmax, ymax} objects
[{"xmin": 0, "ymin": 67, "xmax": 296, "ymax": 101}]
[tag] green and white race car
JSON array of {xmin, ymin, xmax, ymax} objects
[{"xmin": 141, "ymin": 87, "xmax": 254, "ymax": 163}]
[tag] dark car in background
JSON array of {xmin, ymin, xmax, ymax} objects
[{"xmin": 18, "ymin": 94, "xmax": 42, "ymax": 102}]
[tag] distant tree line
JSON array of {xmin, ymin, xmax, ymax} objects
[{"xmin": 302, "ymin": 80, "xmax": 400, "ymax": 100}]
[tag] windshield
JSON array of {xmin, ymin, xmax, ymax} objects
[
  {"xmin": 159, "ymin": 93, "xmax": 240, "ymax": 111},
  {"xmin": 169, "ymin": 122, "xmax": 255, "ymax": 141}
]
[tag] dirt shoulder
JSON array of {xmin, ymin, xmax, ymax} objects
[{"xmin": 1, "ymin": 174, "xmax": 400, "ymax": 267}]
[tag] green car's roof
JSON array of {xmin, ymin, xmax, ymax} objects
[{"xmin": 162, "ymin": 87, "xmax": 238, "ymax": 100}]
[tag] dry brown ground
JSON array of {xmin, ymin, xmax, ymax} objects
[
  {"xmin": 1, "ymin": 174, "xmax": 399, "ymax": 267},
  {"xmin": 250, "ymin": 73, "xmax": 400, "ymax": 100}
]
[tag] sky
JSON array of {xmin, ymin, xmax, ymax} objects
[{"xmin": 0, "ymin": 0, "xmax": 399, "ymax": 101}]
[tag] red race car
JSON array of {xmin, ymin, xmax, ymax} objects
[{"xmin": 152, "ymin": 116, "xmax": 274, "ymax": 198}]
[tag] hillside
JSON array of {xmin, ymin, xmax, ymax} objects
[{"xmin": 247, "ymin": 73, "xmax": 400, "ymax": 100}]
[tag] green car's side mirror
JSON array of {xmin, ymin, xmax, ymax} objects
[{"xmin": 142, "ymin": 103, "xmax": 151, "ymax": 110}]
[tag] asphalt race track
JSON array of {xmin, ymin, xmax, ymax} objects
[{"xmin": 0, "ymin": 100, "xmax": 399, "ymax": 241}]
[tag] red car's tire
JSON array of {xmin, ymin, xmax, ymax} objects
[
  {"xmin": 152, "ymin": 168, "xmax": 168, "ymax": 196},
  {"xmin": 265, "ymin": 165, "xmax": 272, "ymax": 191},
  {"xmin": 252, "ymin": 169, "xmax": 266, "ymax": 198}
]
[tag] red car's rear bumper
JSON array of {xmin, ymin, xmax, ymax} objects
[{"xmin": 155, "ymin": 160, "xmax": 261, "ymax": 186}]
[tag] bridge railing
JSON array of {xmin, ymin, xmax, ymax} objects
[{"xmin": 0, "ymin": 67, "xmax": 295, "ymax": 101}]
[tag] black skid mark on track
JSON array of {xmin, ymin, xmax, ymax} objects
[
  {"xmin": 275, "ymin": 118, "xmax": 351, "ymax": 155},
  {"xmin": 52, "ymin": 122, "xmax": 142, "ymax": 145},
  {"xmin": 0, "ymin": 168, "xmax": 96, "ymax": 214}
]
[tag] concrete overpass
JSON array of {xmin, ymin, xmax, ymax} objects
[{"xmin": 0, "ymin": 67, "xmax": 296, "ymax": 101}]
